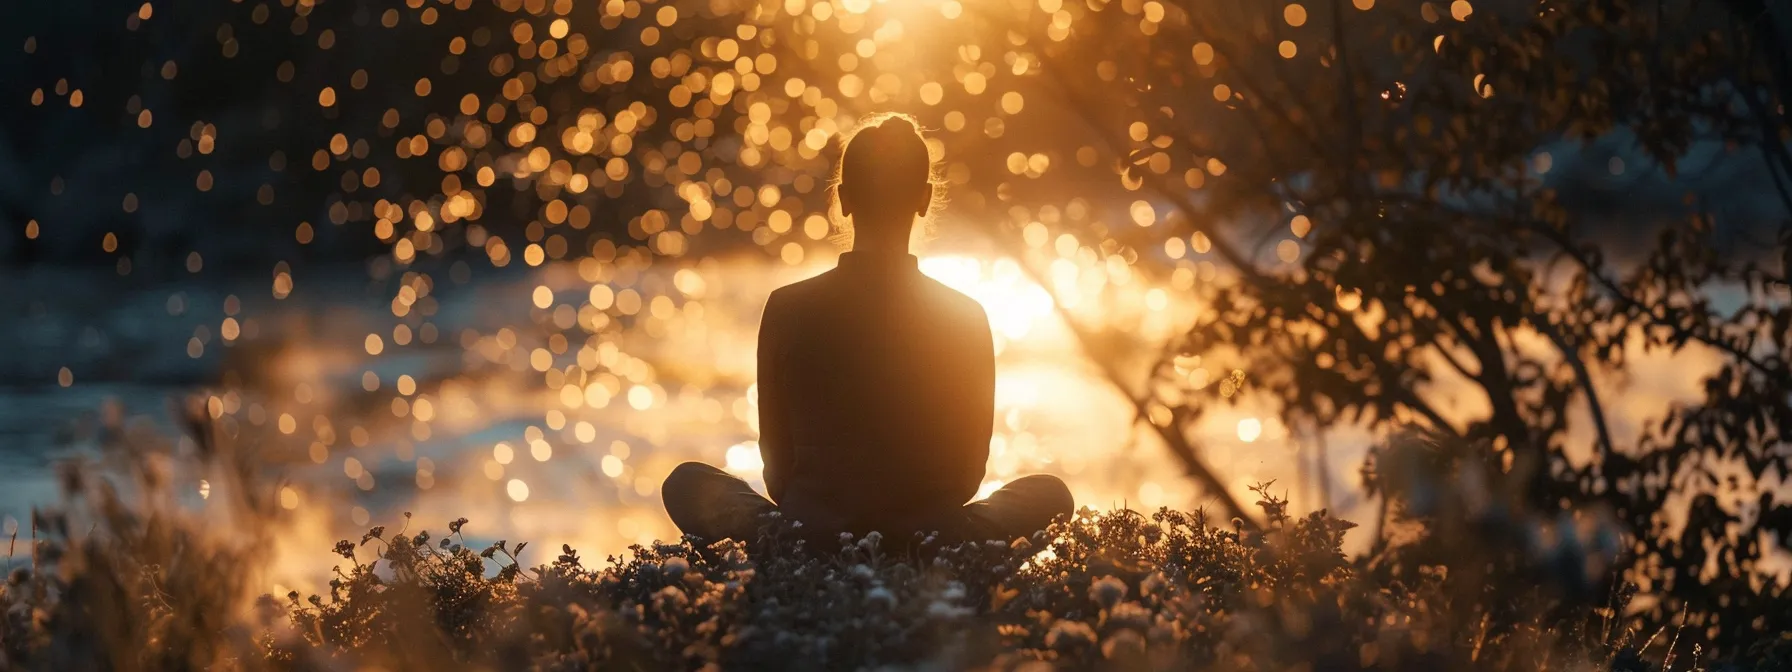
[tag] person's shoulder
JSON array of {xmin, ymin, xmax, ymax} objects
[
  {"xmin": 916, "ymin": 273, "xmax": 990, "ymax": 322},
  {"xmin": 763, "ymin": 269, "xmax": 837, "ymax": 314},
  {"xmin": 769, "ymin": 269, "xmax": 834, "ymax": 299}
]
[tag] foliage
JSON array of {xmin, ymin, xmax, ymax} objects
[
  {"xmin": 7, "ymin": 442, "xmax": 1783, "ymax": 671},
  {"xmin": 996, "ymin": 0, "xmax": 1792, "ymax": 657}
]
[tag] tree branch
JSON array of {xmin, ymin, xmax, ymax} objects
[
  {"xmin": 1527, "ymin": 223, "xmax": 1785, "ymax": 378},
  {"xmin": 1533, "ymin": 315, "xmax": 1618, "ymax": 459},
  {"xmin": 989, "ymin": 230, "xmax": 1258, "ymax": 528}
]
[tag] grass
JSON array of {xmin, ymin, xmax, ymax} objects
[
  {"xmin": 12, "ymin": 479, "xmax": 1777, "ymax": 672},
  {"xmin": 3, "ymin": 422, "xmax": 1788, "ymax": 670}
]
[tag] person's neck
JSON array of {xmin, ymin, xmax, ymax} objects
[
  {"xmin": 847, "ymin": 226, "xmax": 912, "ymax": 258},
  {"xmin": 848, "ymin": 240, "xmax": 910, "ymax": 258}
]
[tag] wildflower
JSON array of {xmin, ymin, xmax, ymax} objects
[
  {"xmin": 926, "ymin": 600, "xmax": 972, "ymax": 619},
  {"xmin": 865, "ymin": 586, "xmax": 896, "ymax": 609},
  {"xmin": 863, "ymin": 530, "xmax": 883, "ymax": 548},
  {"xmin": 661, "ymin": 557, "xmax": 689, "ymax": 578},
  {"xmin": 1140, "ymin": 572, "xmax": 1168, "ymax": 597},
  {"xmin": 333, "ymin": 540, "xmax": 356, "ymax": 559},
  {"xmin": 1107, "ymin": 602, "xmax": 1152, "ymax": 631},
  {"xmin": 449, "ymin": 517, "xmax": 468, "ymax": 534},
  {"xmin": 1045, "ymin": 619, "xmax": 1098, "ymax": 649},
  {"xmin": 1088, "ymin": 575, "xmax": 1128, "ymax": 609},
  {"xmin": 1100, "ymin": 629, "xmax": 1147, "ymax": 660},
  {"xmin": 1148, "ymin": 619, "xmax": 1180, "ymax": 644},
  {"xmin": 655, "ymin": 585, "xmax": 689, "ymax": 609},
  {"xmin": 941, "ymin": 582, "xmax": 966, "ymax": 601},
  {"xmin": 849, "ymin": 564, "xmax": 875, "ymax": 580},
  {"xmin": 1141, "ymin": 524, "xmax": 1162, "ymax": 543},
  {"xmin": 1009, "ymin": 537, "xmax": 1032, "ymax": 553}
]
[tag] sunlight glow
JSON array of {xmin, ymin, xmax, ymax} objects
[
  {"xmin": 725, "ymin": 441, "xmax": 765, "ymax": 474},
  {"xmin": 919, "ymin": 256, "xmax": 1057, "ymax": 342},
  {"xmin": 1237, "ymin": 418, "xmax": 1263, "ymax": 443}
]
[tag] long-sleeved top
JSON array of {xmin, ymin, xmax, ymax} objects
[{"xmin": 755, "ymin": 251, "xmax": 995, "ymax": 533}]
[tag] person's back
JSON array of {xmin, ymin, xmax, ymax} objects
[
  {"xmin": 758, "ymin": 253, "xmax": 994, "ymax": 535},
  {"xmin": 661, "ymin": 113, "xmax": 1072, "ymax": 547}
]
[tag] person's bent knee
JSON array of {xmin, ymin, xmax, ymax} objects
[
  {"xmin": 663, "ymin": 461, "xmax": 712, "ymax": 492},
  {"xmin": 1025, "ymin": 474, "xmax": 1074, "ymax": 521},
  {"xmin": 1001, "ymin": 474, "xmax": 1073, "ymax": 523},
  {"xmin": 661, "ymin": 462, "xmax": 714, "ymax": 520}
]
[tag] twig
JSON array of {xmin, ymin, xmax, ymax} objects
[
  {"xmin": 1529, "ymin": 223, "xmax": 1783, "ymax": 378},
  {"xmin": 1533, "ymin": 315, "xmax": 1617, "ymax": 458},
  {"xmin": 991, "ymin": 233, "xmax": 1257, "ymax": 527},
  {"xmin": 1313, "ymin": 422, "xmax": 1332, "ymax": 512}
]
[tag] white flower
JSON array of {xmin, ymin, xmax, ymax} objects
[
  {"xmin": 926, "ymin": 600, "xmax": 972, "ymax": 619},
  {"xmin": 1088, "ymin": 575, "xmax": 1128, "ymax": 608},
  {"xmin": 865, "ymin": 586, "xmax": 896, "ymax": 608},
  {"xmin": 942, "ymin": 582, "xmax": 966, "ymax": 601}
]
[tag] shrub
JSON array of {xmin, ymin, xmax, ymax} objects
[
  {"xmin": 8, "ymin": 475, "xmax": 1743, "ymax": 671},
  {"xmin": 3, "ymin": 415, "xmax": 1780, "ymax": 670}
]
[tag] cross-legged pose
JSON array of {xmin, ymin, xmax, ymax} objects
[{"xmin": 660, "ymin": 113, "xmax": 1073, "ymax": 548}]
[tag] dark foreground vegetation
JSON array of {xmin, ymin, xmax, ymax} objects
[{"xmin": 3, "ymin": 432, "xmax": 1788, "ymax": 671}]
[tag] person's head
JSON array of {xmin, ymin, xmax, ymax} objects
[{"xmin": 830, "ymin": 112, "xmax": 944, "ymax": 251}]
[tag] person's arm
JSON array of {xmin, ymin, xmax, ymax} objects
[
  {"xmin": 952, "ymin": 303, "xmax": 997, "ymax": 503},
  {"xmin": 757, "ymin": 294, "xmax": 794, "ymax": 504}
]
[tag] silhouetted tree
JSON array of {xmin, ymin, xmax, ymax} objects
[{"xmin": 965, "ymin": 0, "xmax": 1792, "ymax": 657}]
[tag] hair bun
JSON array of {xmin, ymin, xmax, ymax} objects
[
  {"xmin": 852, "ymin": 117, "xmax": 919, "ymax": 148},
  {"xmin": 832, "ymin": 112, "xmax": 941, "ymax": 236},
  {"xmin": 874, "ymin": 115, "xmax": 919, "ymax": 135}
]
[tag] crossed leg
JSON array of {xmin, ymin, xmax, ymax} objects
[{"xmin": 661, "ymin": 462, "xmax": 1073, "ymax": 546}]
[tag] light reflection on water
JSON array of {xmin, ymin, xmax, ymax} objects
[{"xmin": 2, "ymin": 251, "xmax": 1369, "ymax": 590}]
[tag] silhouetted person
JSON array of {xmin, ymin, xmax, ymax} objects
[{"xmin": 662, "ymin": 114, "xmax": 1073, "ymax": 548}]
